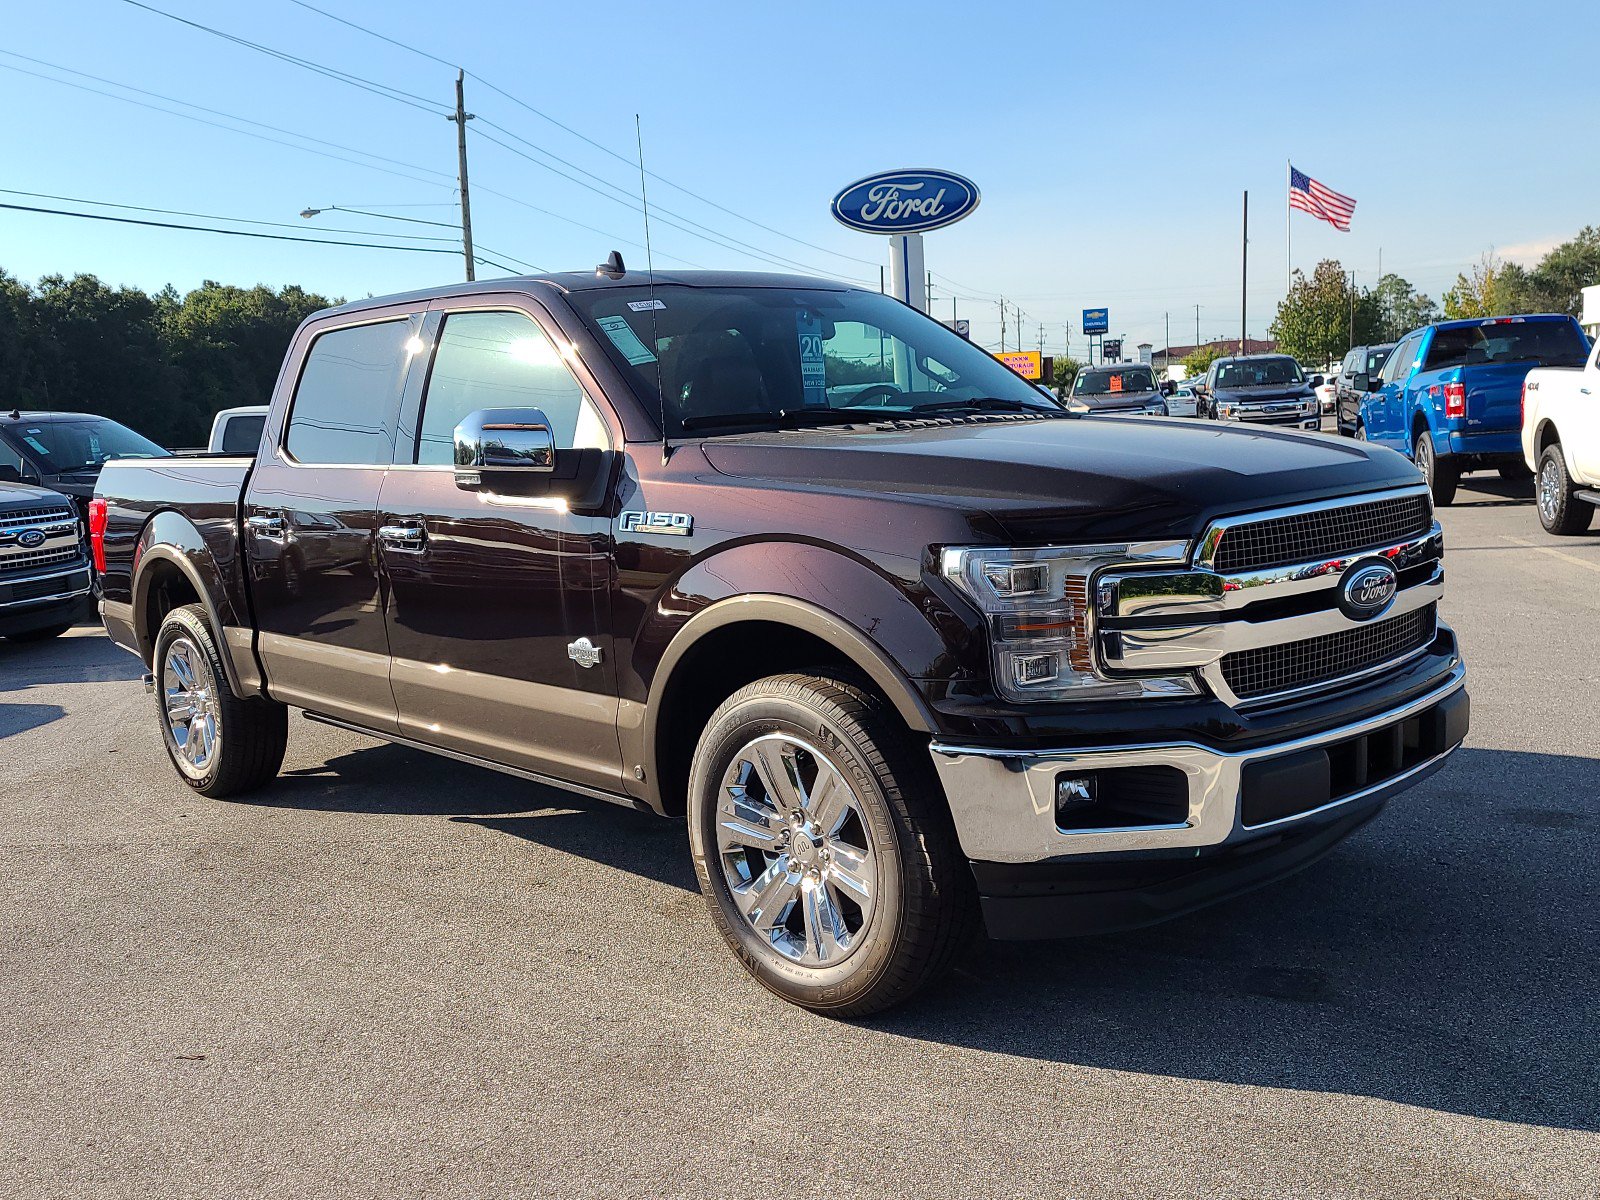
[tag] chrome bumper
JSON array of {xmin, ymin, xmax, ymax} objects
[{"xmin": 929, "ymin": 661, "xmax": 1466, "ymax": 863}]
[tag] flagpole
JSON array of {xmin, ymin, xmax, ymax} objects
[{"xmin": 1286, "ymin": 159, "xmax": 1292, "ymax": 293}]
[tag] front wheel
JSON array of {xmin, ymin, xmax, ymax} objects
[
  {"xmin": 1537, "ymin": 444, "xmax": 1595, "ymax": 535},
  {"xmin": 153, "ymin": 604, "xmax": 288, "ymax": 797},
  {"xmin": 1415, "ymin": 431, "xmax": 1459, "ymax": 506},
  {"xmin": 688, "ymin": 673, "xmax": 976, "ymax": 1016}
]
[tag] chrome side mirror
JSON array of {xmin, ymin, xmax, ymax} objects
[{"xmin": 454, "ymin": 408, "xmax": 555, "ymax": 489}]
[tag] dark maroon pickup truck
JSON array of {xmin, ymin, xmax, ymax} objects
[{"xmin": 93, "ymin": 266, "xmax": 1469, "ymax": 1014}]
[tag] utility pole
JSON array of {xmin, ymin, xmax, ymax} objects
[
  {"xmin": 998, "ymin": 298, "xmax": 1007, "ymax": 351},
  {"xmin": 1164, "ymin": 312, "xmax": 1170, "ymax": 371},
  {"xmin": 926, "ymin": 271, "xmax": 933, "ymax": 311},
  {"xmin": 448, "ymin": 69, "xmax": 476, "ymax": 281},
  {"xmin": 1240, "ymin": 190, "xmax": 1249, "ymax": 355},
  {"xmin": 1037, "ymin": 322, "xmax": 1045, "ymax": 355},
  {"xmin": 1195, "ymin": 304, "xmax": 1201, "ymax": 350},
  {"xmin": 1349, "ymin": 269, "xmax": 1356, "ymax": 350}
]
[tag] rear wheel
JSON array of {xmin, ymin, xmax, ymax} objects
[
  {"xmin": 1537, "ymin": 444, "xmax": 1594, "ymax": 535},
  {"xmin": 1499, "ymin": 461, "xmax": 1533, "ymax": 483},
  {"xmin": 153, "ymin": 604, "xmax": 287, "ymax": 797},
  {"xmin": 1415, "ymin": 431, "xmax": 1459, "ymax": 506},
  {"xmin": 688, "ymin": 673, "xmax": 976, "ymax": 1016}
]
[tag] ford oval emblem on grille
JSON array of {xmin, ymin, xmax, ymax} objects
[
  {"xmin": 1338, "ymin": 559, "xmax": 1398, "ymax": 621},
  {"xmin": 17, "ymin": 528, "xmax": 48, "ymax": 549}
]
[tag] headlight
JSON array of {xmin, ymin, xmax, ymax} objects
[
  {"xmin": 939, "ymin": 545, "xmax": 1201, "ymax": 703},
  {"xmin": 1066, "ymin": 400, "xmax": 1091, "ymax": 414}
]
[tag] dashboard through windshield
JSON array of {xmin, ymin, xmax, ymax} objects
[{"xmin": 566, "ymin": 285, "xmax": 1060, "ymax": 435}]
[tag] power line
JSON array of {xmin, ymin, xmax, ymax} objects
[
  {"xmin": 0, "ymin": 52, "xmax": 453, "ymax": 191},
  {"xmin": 0, "ymin": 201, "xmax": 540, "ymax": 266},
  {"xmin": 279, "ymin": 0, "xmax": 882, "ymax": 271},
  {"xmin": 117, "ymin": 0, "xmax": 451, "ymax": 115}
]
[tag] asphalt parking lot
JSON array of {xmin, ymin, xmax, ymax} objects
[{"xmin": 3, "ymin": 467, "xmax": 1597, "ymax": 1198}]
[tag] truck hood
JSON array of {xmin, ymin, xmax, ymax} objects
[
  {"xmin": 1210, "ymin": 383, "xmax": 1317, "ymax": 405},
  {"xmin": 1074, "ymin": 392, "xmax": 1162, "ymax": 412},
  {"xmin": 0, "ymin": 480, "xmax": 73, "ymax": 510},
  {"xmin": 700, "ymin": 415, "xmax": 1420, "ymax": 544}
]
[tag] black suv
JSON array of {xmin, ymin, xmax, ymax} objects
[{"xmin": 1332, "ymin": 343, "xmax": 1396, "ymax": 437}]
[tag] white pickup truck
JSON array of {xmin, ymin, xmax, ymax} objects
[{"xmin": 1523, "ymin": 335, "xmax": 1600, "ymax": 534}]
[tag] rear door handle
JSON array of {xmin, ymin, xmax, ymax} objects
[
  {"xmin": 246, "ymin": 514, "xmax": 284, "ymax": 538},
  {"xmin": 378, "ymin": 521, "xmax": 426, "ymax": 553}
]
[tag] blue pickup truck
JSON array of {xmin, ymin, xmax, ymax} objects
[{"xmin": 1355, "ymin": 314, "xmax": 1592, "ymax": 504}]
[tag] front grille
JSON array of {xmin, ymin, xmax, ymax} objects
[
  {"xmin": 1221, "ymin": 605, "xmax": 1436, "ymax": 701},
  {"xmin": 0, "ymin": 504, "xmax": 76, "ymax": 526},
  {"xmin": 1212, "ymin": 493, "xmax": 1432, "ymax": 574},
  {"xmin": 0, "ymin": 569, "xmax": 89, "ymax": 604},
  {"xmin": 0, "ymin": 545, "xmax": 83, "ymax": 577}
]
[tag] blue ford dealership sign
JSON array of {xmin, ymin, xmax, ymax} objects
[{"xmin": 830, "ymin": 169, "xmax": 981, "ymax": 235}]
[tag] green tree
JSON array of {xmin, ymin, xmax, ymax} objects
[
  {"xmin": 1371, "ymin": 274, "xmax": 1438, "ymax": 341},
  {"xmin": 1181, "ymin": 343, "xmax": 1227, "ymax": 378},
  {"xmin": 1443, "ymin": 252, "xmax": 1531, "ymax": 318},
  {"xmin": 1525, "ymin": 227, "xmax": 1600, "ymax": 316},
  {"xmin": 1270, "ymin": 259, "xmax": 1379, "ymax": 365},
  {"xmin": 1052, "ymin": 355, "xmax": 1082, "ymax": 395}
]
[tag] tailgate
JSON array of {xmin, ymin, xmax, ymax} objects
[{"xmin": 1456, "ymin": 363, "xmax": 1532, "ymax": 433}]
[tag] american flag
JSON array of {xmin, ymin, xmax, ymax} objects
[{"xmin": 1289, "ymin": 166, "xmax": 1356, "ymax": 232}]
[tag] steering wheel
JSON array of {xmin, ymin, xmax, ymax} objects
[{"xmin": 848, "ymin": 383, "xmax": 905, "ymax": 408}]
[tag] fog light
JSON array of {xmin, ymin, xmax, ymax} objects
[
  {"xmin": 1055, "ymin": 773, "xmax": 1098, "ymax": 820},
  {"xmin": 1012, "ymin": 652, "xmax": 1059, "ymax": 686}
]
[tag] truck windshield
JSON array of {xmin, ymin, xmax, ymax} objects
[
  {"xmin": 1073, "ymin": 367, "xmax": 1155, "ymax": 395},
  {"xmin": 1214, "ymin": 358, "xmax": 1304, "ymax": 388},
  {"xmin": 1424, "ymin": 319, "xmax": 1590, "ymax": 370},
  {"xmin": 565, "ymin": 284, "xmax": 1059, "ymax": 435},
  {"xmin": 4, "ymin": 418, "xmax": 166, "ymax": 473}
]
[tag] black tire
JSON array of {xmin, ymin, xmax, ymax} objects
[
  {"xmin": 1498, "ymin": 461, "xmax": 1533, "ymax": 483},
  {"xmin": 152, "ymin": 603, "xmax": 287, "ymax": 797},
  {"xmin": 687, "ymin": 672, "xmax": 977, "ymax": 1016},
  {"xmin": 1415, "ymin": 431, "xmax": 1459, "ymax": 507},
  {"xmin": 1537, "ymin": 444, "xmax": 1595, "ymax": 536},
  {"xmin": 1354, "ymin": 421, "xmax": 1367, "ymax": 442},
  {"xmin": 5, "ymin": 621, "xmax": 74, "ymax": 642}
]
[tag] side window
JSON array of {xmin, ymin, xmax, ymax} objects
[
  {"xmin": 285, "ymin": 319, "xmax": 412, "ymax": 465},
  {"xmin": 1381, "ymin": 337, "xmax": 1414, "ymax": 385},
  {"xmin": 416, "ymin": 310, "xmax": 609, "ymax": 465},
  {"xmin": 0, "ymin": 436, "xmax": 25, "ymax": 480}
]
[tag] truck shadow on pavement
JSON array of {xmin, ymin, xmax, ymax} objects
[
  {"xmin": 256, "ymin": 732, "xmax": 1598, "ymax": 1132},
  {"xmin": 891, "ymin": 745, "xmax": 1600, "ymax": 1133},
  {"xmin": 0, "ymin": 625, "xmax": 143, "ymax": 738}
]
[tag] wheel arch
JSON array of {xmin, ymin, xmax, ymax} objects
[
  {"xmin": 1534, "ymin": 417, "xmax": 1562, "ymax": 458},
  {"xmin": 131, "ymin": 511, "xmax": 255, "ymax": 695},
  {"xmin": 642, "ymin": 596, "xmax": 938, "ymax": 817}
]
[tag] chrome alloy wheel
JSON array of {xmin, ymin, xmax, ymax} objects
[
  {"xmin": 162, "ymin": 636, "xmax": 220, "ymax": 779},
  {"xmin": 715, "ymin": 733, "xmax": 878, "ymax": 967},
  {"xmin": 1539, "ymin": 457, "xmax": 1562, "ymax": 524}
]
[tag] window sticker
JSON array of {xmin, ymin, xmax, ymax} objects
[
  {"xmin": 1108, "ymin": 374, "xmax": 1124, "ymax": 393},
  {"xmin": 796, "ymin": 310, "xmax": 827, "ymax": 407},
  {"xmin": 23, "ymin": 436, "xmax": 50, "ymax": 454},
  {"xmin": 596, "ymin": 314, "xmax": 658, "ymax": 366},
  {"xmin": 627, "ymin": 299, "xmax": 666, "ymax": 312}
]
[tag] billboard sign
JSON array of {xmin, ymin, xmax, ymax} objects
[
  {"xmin": 830, "ymin": 169, "xmax": 981, "ymax": 235},
  {"xmin": 1082, "ymin": 308, "xmax": 1109, "ymax": 334},
  {"xmin": 943, "ymin": 318, "xmax": 971, "ymax": 339},
  {"xmin": 1102, "ymin": 338, "xmax": 1123, "ymax": 361},
  {"xmin": 995, "ymin": 350, "xmax": 1043, "ymax": 380}
]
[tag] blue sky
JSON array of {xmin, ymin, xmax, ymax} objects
[{"xmin": 4, "ymin": 0, "xmax": 1596, "ymax": 359}]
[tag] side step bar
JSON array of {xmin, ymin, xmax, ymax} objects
[
  {"xmin": 299, "ymin": 710, "xmax": 649, "ymax": 814},
  {"xmin": 1574, "ymin": 489, "xmax": 1600, "ymax": 507}
]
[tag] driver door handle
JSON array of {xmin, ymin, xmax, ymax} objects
[
  {"xmin": 378, "ymin": 521, "xmax": 426, "ymax": 553},
  {"xmin": 246, "ymin": 513, "xmax": 284, "ymax": 538}
]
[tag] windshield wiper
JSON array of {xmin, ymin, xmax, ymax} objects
[
  {"xmin": 904, "ymin": 396, "xmax": 1059, "ymax": 415},
  {"xmin": 678, "ymin": 408, "xmax": 872, "ymax": 432}
]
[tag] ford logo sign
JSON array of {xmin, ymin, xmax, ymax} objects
[
  {"xmin": 830, "ymin": 169, "xmax": 980, "ymax": 235},
  {"xmin": 1338, "ymin": 559, "xmax": 1399, "ymax": 621},
  {"xmin": 17, "ymin": 528, "xmax": 47, "ymax": 549}
]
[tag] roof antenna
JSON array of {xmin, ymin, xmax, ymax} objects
[{"xmin": 634, "ymin": 114, "xmax": 670, "ymax": 464}]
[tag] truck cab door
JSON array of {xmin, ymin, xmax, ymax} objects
[
  {"xmin": 1371, "ymin": 334, "xmax": 1416, "ymax": 448},
  {"xmin": 1573, "ymin": 344, "xmax": 1600, "ymax": 482},
  {"xmin": 243, "ymin": 307, "xmax": 425, "ymax": 733},
  {"xmin": 375, "ymin": 298, "xmax": 626, "ymax": 796}
]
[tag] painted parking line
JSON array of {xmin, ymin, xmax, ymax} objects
[{"xmin": 1499, "ymin": 533, "xmax": 1600, "ymax": 574}]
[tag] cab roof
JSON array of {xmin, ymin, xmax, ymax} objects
[{"xmin": 319, "ymin": 268, "xmax": 856, "ymax": 318}]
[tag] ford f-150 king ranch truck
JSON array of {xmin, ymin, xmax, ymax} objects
[
  {"xmin": 94, "ymin": 267, "xmax": 1470, "ymax": 1015},
  {"xmin": 1522, "ymin": 331, "xmax": 1600, "ymax": 534}
]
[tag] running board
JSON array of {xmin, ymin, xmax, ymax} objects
[
  {"xmin": 299, "ymin": 710, "xmax": 648, "ymax": 814},
  {"xmin": 1575, "ymin": 489, "xmax": 1600, "ymax": 507}
]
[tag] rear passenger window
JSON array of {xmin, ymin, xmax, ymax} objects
[
  {"xmin": 415, "ymin": 310, "xmax": 609, "ymax": 465},
  {"xmin": 285, "ymin": 320, "xmax": 412, "ymax": 465}
]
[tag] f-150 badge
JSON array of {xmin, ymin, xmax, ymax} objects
[{"xmin": 620, "ymin": 510, "xmax": 693, "ymax": 536}]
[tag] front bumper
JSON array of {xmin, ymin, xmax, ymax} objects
[
  {"xmin": 0, "ymin": 564, "xmax": 93, "ymax": 636},
  {"xmin": 931, "ymin": 663, "xmax": 1468, "ymax": 932},
  {"xmin": 1224, "ymin": 407, "xmax": 1321, "ymax": 429}
]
